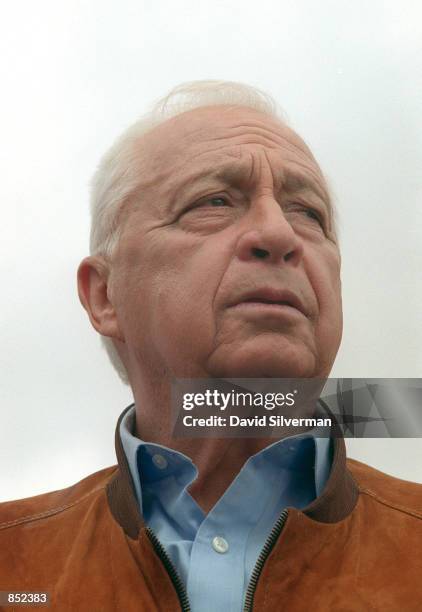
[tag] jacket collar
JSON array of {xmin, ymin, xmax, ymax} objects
[{"xmin": 106, "ymin": 403, "xmax": 359, "ymax": 540}]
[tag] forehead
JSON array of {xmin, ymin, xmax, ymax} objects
[
  {"xmin": 140, "ymin": 106, "xmax": 318, "ymax": 171},
  {"xmin": 129, "ymin": 105, "xmax": 330, "ymax": 214}
]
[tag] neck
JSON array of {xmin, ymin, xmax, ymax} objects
[{"xmin": 131, "ymin": 378, "xmax": 281, "ymax": 513}]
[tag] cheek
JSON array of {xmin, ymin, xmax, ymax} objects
[
  {"xmin": 148, "ymin": 271, "xmax": 221, "ymax": 372},
  {"xmin": 306, "ymin": 248, "xmax": 342, "ymax": 338},
  {"xmin": 122, "ymin": 235, "xmax": 229, "ymax": 354}
]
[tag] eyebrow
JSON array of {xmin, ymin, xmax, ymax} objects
[
  {"xmin": 282, "ymin": 171, "xmax": 333, "ymax": 212},
  {"xmin": 179, "ymin": 162, "xmax": 332, "ymax": 214}
]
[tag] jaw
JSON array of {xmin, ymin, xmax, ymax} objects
[{"xmin": 205, "ymin": 332, "xmax": 320, "ymax": 379}]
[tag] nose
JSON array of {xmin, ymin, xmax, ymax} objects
[{"xmin": 235, "ymin": 196, "xmax": 304, "ymax": 266}]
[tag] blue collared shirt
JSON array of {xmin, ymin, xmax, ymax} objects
[{"xmin": 120, "ymin": 405, "xmax": 332, "ymax": 612}]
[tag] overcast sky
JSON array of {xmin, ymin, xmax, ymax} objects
[{"xmin": 1, "ymin": 1, "xmax": 421, "ymax": 500}]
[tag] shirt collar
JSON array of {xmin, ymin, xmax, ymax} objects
[
  {"xmin": 107, "ymin": 403, "xmax": 359, "ymax": 539},
  {"xmin": 119, "ymin": 404, "xmax": 332, "ymax": 511}
]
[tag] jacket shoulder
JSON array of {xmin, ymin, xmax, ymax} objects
[
  {"xmin": 347, "ymin": 457, "xmax": 422, "ymax": 519},
  {"xmin": 0, "ymin": 465, "xmax": 117, "ymax": 530}
]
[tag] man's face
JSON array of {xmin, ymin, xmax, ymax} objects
[{"xmin": 109, "ymin": 106, "xmax": 342, "ymax": 380}]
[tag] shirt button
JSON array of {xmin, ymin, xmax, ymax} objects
[
  {"xmin": 212, "ymin": 536, "xmax": 229, "ymax": 554},
  {"xmin": 152, "ymin": 454, "xmax": 168, "ymax": 469}
]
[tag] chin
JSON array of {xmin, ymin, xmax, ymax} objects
[{"xmin": 208, "ymin": 343, "xmax": 318, "ymax": 379}]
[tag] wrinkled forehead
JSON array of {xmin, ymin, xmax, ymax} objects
[{"xmin": 138, "ymin": 105, "xmax": 322, "ymax": 178}]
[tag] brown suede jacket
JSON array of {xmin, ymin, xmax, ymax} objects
[{"xmin": 1, "ymin": 404, "xmax": 422, "ymax": 611}]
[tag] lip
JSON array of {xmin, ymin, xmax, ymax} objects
[{"xmin": 228, "ymin": 287, "xmax": 307, "ymax": 317}]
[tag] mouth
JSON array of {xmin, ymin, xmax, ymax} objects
[{"xmin": 228, "ymin": 288, "xmax": 307, "ymax": 317}]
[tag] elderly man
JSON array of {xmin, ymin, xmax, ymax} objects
[{"xmin": 1, "ymin": 80, "xmax": 421, "ymax": 612}]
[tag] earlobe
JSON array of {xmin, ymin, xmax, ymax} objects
[{"xmin": 77, "ymin": 256, "xmax": 124, "ymax": 341}]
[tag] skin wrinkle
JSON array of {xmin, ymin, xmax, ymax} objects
[
  {"xmin": 247, "ymin": 150, "xmax": 255, "ymax": 186},
  {"xmin": 204, "ymin": 191, "xmax": 304, "ymax": 338},
  {"xmin": 195, "ymin": 115, "xmax": 312, "ymax": 156},
  {"xmin": 263, "ymin": 147, "xmax": 276, "ymax": 195},
  {"xmin": 169, "ymin": 157, "xmax": 332, "ymax": 238},
  {"xmin": 138, "ymin": 115, "xmax": 332, "ymax": 229},
  {"xmin": 196, "ymin": 137, "xmax": 305, "ymax": 160},
  {"xmin": 207, "ymin": 128, "xmax": 316, "ymax": 167},
  {"xmin": 78, "ymin": 104, "xmax": 343, "ymax": 513},
  {"xmin": 210, "ymin": 226, "xmax": 317, "ymax": 377},
  {"xmin": 286, "ymin": 161, "xmax": 331, "ymax": 205},
  {"xmin": 182, "ymin": 154, "xmax": 331, "ymax": 232}
]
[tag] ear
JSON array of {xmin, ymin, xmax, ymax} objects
[{"xmin": 77, "ymin": 256, "xmax": 124, "ymax": 341}]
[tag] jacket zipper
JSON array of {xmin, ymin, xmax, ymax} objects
[
  {"xmin": 146, "ymin": 527, "xmax": 191, "ymax": 612},
  {"xmin": 243, "ymin": 509, "xmax": 289, "ymax": 612},
  {"xmin": 146, "ymin": 509, "xmax": 288, "ymax": 612}
]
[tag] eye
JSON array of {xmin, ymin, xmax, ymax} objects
[
  {"xmin": 287, "ymin": 202, "xmax": 324, "ymax": 228},
  {"xmin": 182, "ymin": 194, "xmax": 233, "ymax": 215},
  {"xmin": 303, "ymin": 208, "xmax": 323, "ymax": 224},
  {"xmin": 199, "ymin": 195, "xmax": 230, "ymax": 207}
]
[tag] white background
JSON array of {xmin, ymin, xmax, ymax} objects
[{"xmin": 1, "ymin": 1, "xmax": 421, "ymax": 501}]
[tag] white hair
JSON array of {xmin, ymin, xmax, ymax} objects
[{"xmin": 88, "ymin": 80, "xmax": 332, "ymax": 384}]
